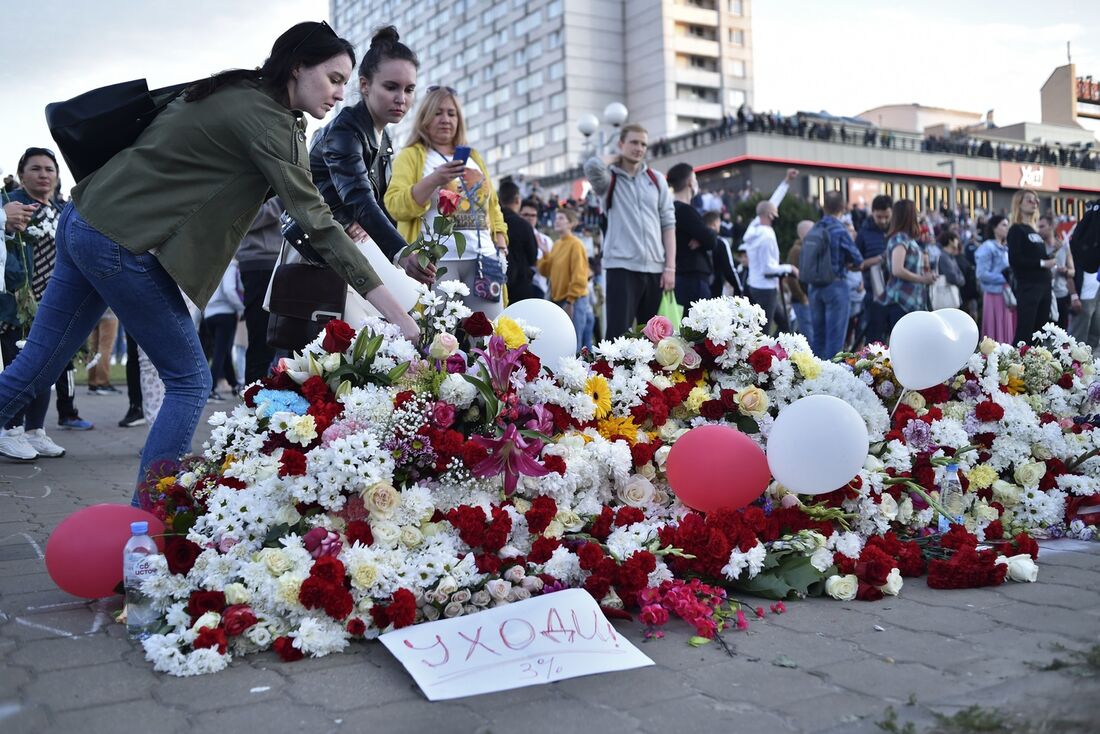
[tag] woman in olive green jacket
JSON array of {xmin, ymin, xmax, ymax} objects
[{"xmin": 0, "ymin": 22, "xmax": 419, "ymax": 503}]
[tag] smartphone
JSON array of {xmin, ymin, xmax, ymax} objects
[{"xmin": 453, "ymin": 145, "xmax": 471, "ymax": 165}]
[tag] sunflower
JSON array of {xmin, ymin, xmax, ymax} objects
[
  {"xmin": 596, "ymin": 415, "xmax": 640, "ymax": 445},
  {"xmin": 585, "ymin": 375, "xmax": 612, "ymax": 419},
  {"xmin": 493, "ymin": 316, "xmax": 527, "ymax": 349}
]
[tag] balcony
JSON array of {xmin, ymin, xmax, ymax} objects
[
  {"xmin": 674, "ymin": 68, "xmax": 722, "ymax": 88},
  {"xmin": 670, "ymin": 4, "xmax": 719, "ymax": 27},
  {"xmin": 673, "ymin": 35, "xmax": 720, "ymax": 58},
  {"xmin": 674, "ymin": 98, "xmax": 723, "ymax": 120}
]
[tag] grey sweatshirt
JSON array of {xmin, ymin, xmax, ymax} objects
[
  {"xmin": 236, "ymin": 197, "xmax": 285, "ymax": 271},
  {"xmin": 584, "ymin": 156, "xmax": 675, "ymax": 273}
]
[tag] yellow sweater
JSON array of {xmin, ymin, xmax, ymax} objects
[{"xmin": 537, "ymin": 233, "xmax": 590, "ymax": 302}]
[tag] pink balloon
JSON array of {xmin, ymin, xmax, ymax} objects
[
  {"xmin": 45, "ymin": 504, "xmax": 166, "ymax": 599},
  {"xmin": 666, "ymin": 424, "xmax": 771, "ymax": 513}
]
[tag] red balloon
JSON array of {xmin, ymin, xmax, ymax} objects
[
  {"xmin": 666, "ymin": 424, "xmax": 771, "ymax": 513},
  {"xmin": 45, "ymin": 504, "xmax": 166, "ymax": 599}
]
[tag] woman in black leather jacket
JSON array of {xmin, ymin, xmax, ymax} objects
[{"xmin": 309, "ymin": 26, "xmax": 435, "ymax": 284}]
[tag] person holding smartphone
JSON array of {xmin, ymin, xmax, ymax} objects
[{"xmin": 385, "ymin": 86, "xmax": 508, "ymax": 317}]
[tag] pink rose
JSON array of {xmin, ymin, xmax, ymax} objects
[
  {"xmin": 303, "ymin": 527, "xmax": 342, "ymax": 558},
  {"xmin": 642, "ymin": 316, "xmax": 673, "ymax": 343},
  {"xmin": 681, "ymin": 348, "xmax": 702, "ymax": 370},
  {"xmin": 433, "ymin": 401, "xmax": 456, "ymax": 428}
]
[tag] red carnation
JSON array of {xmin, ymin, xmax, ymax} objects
[
  {"xmin": 322, "ymin": 587, "xmax": 354, "ymax": 620},
  {"xmin": 1057, "ymin": 372, "xmax": 1074, "ymax": 389},
  {"xmin": 630, "ymin": 440, "xmax": 661, "ymax": 467},
  {"xmin": 702, "ymin": 339, "xmax": 726, "ymax": 357},
  {"xmin": 519, "ymin": 350, "xmax": 541, "ymax": 382},
  {"xmin": 347, "ymin": 618, "xmax": 366, "ymax": 636},
  {"xmin": 321, "ymin": 319, "xmax": 355, "ymax": 353},
  {"xmin": 243, "ymin": 383, "xmax": 262, "ymax": 408},
  {"xmin": 577, "ymin": 542, "xmax": 605, "ymax": 571},
  {"xmin": 1011, "ymin": 532, "xmax": 1039, "ymax": 560},
  {"xmin": 529, "ymin": 536, "xmax": 561, "ymax": 564},
  {"xmin": 463, "ymin": 312, "xmax": 493, "ymax": 337},
  {"xmin": 462, "ymin": 441, "xmax": 489, "ymax": 470},
  {"xmin": 388, "ymin": 589, "xmax": 417, "ymax": 629},
  {"xmin": 542, "ymin": 454, "xmax": 567, "ymax": 476},
  {"xmin": 855, "ymin": 581, "xmax": 885, "ymax": 601},
  {"xmin": 345, "ymin": 520, "xmax": 374, "ymax": 547},
  {"xmin": 187, "ymin": 590, "xmax": 226, "ymax": 621},
  {"xmin": 974, "ymin": 400, "xmax": 1005, "ymax": 422},
  {"xmin": 475, "ymin": 553, "xmax": 501, "ymax": 574},
  {"xmin": 589, "ymin": 506, "xmax": 614, "ymax": 541},
  {"xmin": 222, "ymin": 605, "xmax": 259, "ymax": 636},
  {"xmin": 193, "ymin": 625, "xmax": 228, "ymax": 654},
  {"xmin": 583, "ymin": 574, "xmax": 611, "ymax": 601},
  {"xmin": 298, "ymin": 575, "xmax": 329, "ymax": 610},
  {"xmin": 984, "ymin": 520, "xmax": 1004, "ymax": 540},
  {"xmin": 615, "ymin": 506, "xmax": 645, "ymax": 527},
  {"xmin": 164, "ymin": 535, "xmax": 201, "ymax": 575},
  {"xmin": 524, "ymin": 496, "xmax": 558, "ymax": 536},
  {"xmin": 273, "ymin": 635, "xmax": 304, "ymax": 662},
  {"xmin": 279, "ymin": 448, "xmax": 307, "ymax": 477}
]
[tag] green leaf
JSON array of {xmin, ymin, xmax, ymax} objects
[
  {"xmin": 418, "ymin": 253, "xmax": 431, "ymax": 270},
  {"xmin": 688, "ymin": 636, "xmax": 712, "ymax": 648},
  {"xmin": 731, "ymin": 554, "xmax": 827, "ymax": 600},
  {"xmin": 386, "ymin": 362, "xmax": 410, "ymax": 384},
  {"xmin": 262, "ymin": 523, "xmax": 292, "ymax": 548},
  {"xmin": 735, "ymin": 415, "xmax": 760, "ymax": 434},
  {"xmin": 433, "ymin": 216, "xmax": 447, "ymax": 235},
  {"xmin": 453, "ymin": 231, "xmax": 466, "ymax": 257},
  {"xmin": 519, "ymin": 428, "xmax": 553, "ymax": 443}
]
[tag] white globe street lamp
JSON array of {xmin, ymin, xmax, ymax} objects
[{"xmin": 576, "ymin": 103, "xmax": 629, "ymax": 159}]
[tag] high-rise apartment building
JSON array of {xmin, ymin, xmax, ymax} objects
[{"xmin": 331, "ymin": 0, "xmax": 753, "ymax": 178}]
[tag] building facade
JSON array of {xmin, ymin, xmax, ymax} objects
[{"xmin": 330, "ymin": 0, "xmax": 754, "ymax": 178}]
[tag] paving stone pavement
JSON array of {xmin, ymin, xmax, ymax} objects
[{"xmin": 1, "ymin": 392, "xmax": 1098, "ymax": 734}]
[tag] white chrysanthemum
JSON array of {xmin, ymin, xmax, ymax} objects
[
  {"xmin": 290, "ymin": 617, "xmax": 349, "ymax": 657},
  {"xmin": 439, "ymin": 373, "xmax": 478, "ymax": 409},
  {"xmin": 721, "ymin": 541, "xmax": 767, "ymax": 580}
]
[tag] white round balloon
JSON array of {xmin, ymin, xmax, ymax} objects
[
  {"xmin": 501, "ymin": 299, "xmax": 577, "ymax": 369},
  {"xmin": 888, "ymin": 309, "xmax": 978, "ymax": 390},
  {"xmin": 766, "ymin": 395, "xmax": 870, "ymax": 495}
]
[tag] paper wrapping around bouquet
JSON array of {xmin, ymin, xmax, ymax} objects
[{"xmin": 342, "ymin": 238, "xmax": 422, "ymax": 328}]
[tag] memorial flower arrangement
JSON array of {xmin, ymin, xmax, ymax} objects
[{"xmin": 132, "ymin": 293, "xmax": 1100, "ymax": 676}]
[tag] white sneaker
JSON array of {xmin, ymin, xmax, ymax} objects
[
  {"xmin": 0, "ymin": 427, "xmax": 38, "ymax": 461},
  {"xmin": 24, "ymin": 429, "xmax": 65, "ymax": 458}
]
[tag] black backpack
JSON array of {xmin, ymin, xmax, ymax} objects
[
  {"xmin": 798, "ymin": 220, "xmax": 836, "ymax": 286},
  {"xmin": 598, "ymin": 168, "xmax": 660, "ymax": 236},
  {"xmin": 1070, "ymin": 198, "xmax": 1100, "ymax": 273}
]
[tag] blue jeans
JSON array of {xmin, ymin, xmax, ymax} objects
[
  {"xmin": 791, "ymin": 302, "xmax": 814, "ymax": 346},
  {"xmin": 571, "ymin": 295, "xmax": 595, "ymax": 352},
  {"xmin": 0, "ymin": 204, "xmax": 211, "ymax": 500},
  {"xmin": 809, "ymin": 279, "xmax": 851, "ymax": 359}
]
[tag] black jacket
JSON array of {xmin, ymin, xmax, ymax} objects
[
  {"xmin": 673, "ymin": 201, "xmax": 717, "ymax": 275},
  {"xmin": 1007, "ymin": 223, "xmax": 1051, "ymax": 288},
  {"xmin": 503, "ymin": 208, "xmax": 539, "ymax": 299},
  {"xmin": 308, "ymin": 101, "xmax": 406, "ymax": 261}
]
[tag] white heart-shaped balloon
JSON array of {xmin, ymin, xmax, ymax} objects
[{"xmin": 889, "ymin": 309, "xmax": 978, "ymax": 390}]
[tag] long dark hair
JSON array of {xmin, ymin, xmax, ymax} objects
[
  {"xmin": 359, "ymin": 26, "xmax": 419, "ymax": 81},
  {"xmin": 887, "ymin": 199, "xmax": 920, "ymax": 239},
  {"xmin": 185, "ymin": 21, "xmax": 355, "ymax": 104}
]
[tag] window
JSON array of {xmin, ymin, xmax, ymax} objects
[
  {"xmin": 728, "ymin": 28, "xmax": 744, "ymax": 46},
  {"xmin": 548, "ymin": 61, "xmax": 564, "ymax": 80},
  {"xmin": 729, "ymin": 59, "xmax": 746, "ymax": 77},
  {"xmin": 549, "ymin": 92, "xmax": 565, "ymax": 111},
  {"xmin": 727, "ymin": 89, "xmax": 745, "ymax": 108},
  {"xmin": 547, "ymin": 29, "xmax": 563, "ymax": 49},
  {"xmin": 547, "ymin": 0, "xmax": 563, "ymax": 18},
  {"xmin": 551, "ymin": 123, "xmax": 567, "ymax": 142},
  {"xmin": 688, "ymin": 55, "xmax": 717, "ymax": 70},
  {"xmin": 728, "ymin": 0, "xmax": 743, "ymax": 16}
]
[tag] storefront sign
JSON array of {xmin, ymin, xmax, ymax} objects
[
  {"xmin": 999, "ymin": 163, "xmax": 1060, "ymax": 192},
  {"xmin": 847, "ymin": 177, "xmax": 883, "ymax": 206}
]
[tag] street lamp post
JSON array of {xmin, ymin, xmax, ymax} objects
[
  {"xmin": 577, "ymin": 102, "xmax": 629, "ymax": 160},
  {"xmin": 937, "ymin": 159, "xmax": 957, "ymax": 219}
]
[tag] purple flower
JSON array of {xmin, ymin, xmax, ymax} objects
[
  {"xmin": 469, "ymin": 423, "xmax": 549, "ymax": 496},
  {"xmin": 876, "ymin": 381, "xmax": 896, "ymax": 398},
  {"xmin": 445, "ymin": 352, "xmax": 467, "ymax": 374},
  {"xmin": 472, "ymin": 335, "xmax": 525, "ymax": 394},
  {"xmin": 1087, "ymin": 382, "xmax": 1100, "ymax": 404},
  {"xmin": 523, "ymin": 404, "xmax": 554, "ymax": 435},
  {"xmin": 962, "ymin": 413, "xmax": 982, "ymax": 436},
  {"xmin": 902, "ymin": 419, "xmax": 933, "ymax": 451},
  {"xmin": 960, "ymin": 380, "xmax": 983, "ymax": 400}
]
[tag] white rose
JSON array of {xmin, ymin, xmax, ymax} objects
[
  {"xmin": 422, "ymin": 605, "xmax": 441, "ymax": 621},
  {"xmin": 223, "ymin": 583, "xmax": 251, "ymax": 606},
  {"xmin": 429, "ymin": 332, "xmax": 460, "ymax": 359},
  {"xmin": 372, "ymin": 521, "xmax": 401, "ymax": 547},
  {"xmin": 902, "ymin": 391, "xmax": 926, "ymax": 410},
  {"xmin": 637, "ymin": 462, "xmax": 657, "ymax": 480},
  {"xmin": 1070, "ymin": 344, "xmax": 1091, "ymax": 363},
  {"xmin": 554, "ymin": 510, "xmax": 585, "ymax": 533},
  {"xmin": 878, "ymin": 494, "xmax": 898, "ymax": 522},
  {"xmin": 471, "ymin": 590, "xmax": 492, "ymax": 607},
  {"xmin": 617, "ymin": 475, "xmax": 656, "ymax": 507},
  {"xmin": 655, "ymin": 337, "xmax": 686, "ymax": 370},
  {"xmin": 979, "ymin": 336, "xmax": 997, "ymax": 355},
  {"xmin": 178, "ymin": 472, "xmax": 197, "ymax": 489},
  {"xmin": 996, "ymin": 553, "xmax": 1038, "ymax": 583},
  {"xmin": 274, "ymin": 505, "xmax": 302, "ymax": 526},
  {"xmin": 655, "ymin": 445, "xmax": 672, "ymax": 470},
  {"xmin": 486, "ymin": 579, "xmax": 512, "ymax": 601},
  {"xmin": 542, "ymin": 519, "xmax": 565, "ymax": 539},
  {"xmin": 1013, "ymin": 462, "xmax": 1046, "ymax": 488},
  {"xmin": 681, "ymin": 348, "xmax": 702, "ymax": 370},
  {"xmin": 521, "ymin": 576, "xmax": 544, "ymax": 593},
  {"xmin": 363, "ymin": 482, "xmax": 400, "ymax": 519},
  {"xmin": 427, "ymin": 589, "xmax": 449, "ymax": 605},
  {"xmin": 443, "ymin": 601, "xmax": 465, "ymax": 618},
  {"xmin": 1031, "ymin": 443, "xmax": 1053, "ymax": 461},
  {"xmin": 825, "ymin": 574, "xmax": 858, "ymax": 601},
  {"xmin": 991, "ymin": 480, "xmax": 1020, "ymax": 505},
  {"xmin": 509, "ymin": 586, "xmax": 532, "ymax": 602},
  {"xmin": 503, "ymin": 566, "xmax": 526, "ymax": 583},
  {"xmin": 260, "ymin": 548, "xmax": 292, "ymax": 575},
  {"xmin": 450, "ymin": 589, "xmax": 472, "ymax": 605},
  {"xmin": 399, "ymin": 526, "xmax": 423, "ymax": 548},
  {"xmin": 436, "ymin": 576, "xmax": 458, "ymax": 596},
  {"xmin": 511, "ymin": 497, "xmax": 532, "ymax": 514},
  {"xmin": 190, "ymin": 611, "xmax": 221, "ymax": 633},
  {"xmin": 879, "ymin": 568, "xmax": 904, "ymax": 596}
]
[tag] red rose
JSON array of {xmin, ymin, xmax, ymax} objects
[
  {"xmin": 279, "ymin": 448, "xmax": 307, "ymax": 477},
  {"xmin": 463, "ymin": 312, "xmax": 493, "ymax": 338},
  {"xmin": 222, "ymin": 605, "xmax": 258, "ymax": 636},
  {"xmin": 187, "ymin": 590, "xmax": 226, "ymax": 621},
  {"xmin": 747, "ymin": 346, "xmax": 775, "ymax": 373},
  {"xmin": 273, "ymin": 635, "xmax": 304, "ymax": 662},
  {"xmin": 388, "ymin": 588, "xmax": 417, "ymax": 629},
  {"xmin": 193, "ymin": 625, "xmax": 228, "ymax": 654},
  {"xmin": 1057, "ymin": 372, "xmax": 1074, "ymax": 389},
  {"xmin": 321, "ymin": 319, "xmax": 355, "ymax": 353},
  {"xmin": 345, "ymin": 520, "xmax": 374, "ymax": 547},
  {"xmin": 699, "ymin": 399, "xmax": 726, "ymax": 420},
  {"xmin": 974, "ymin": 400, "xmax": 1005, "ymax": 422},
  {"xmin": 347, "ymin": 618, "xmax": 366, "ymax": 636},
  {"xmin": 438, "ymin": 188, "xmax": 461, "ymax": 217},
  {"xmin": 164, "ymin": 535, "xmax": 201, "ymax": 575}
]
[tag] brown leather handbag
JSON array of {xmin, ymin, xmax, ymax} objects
[{"xmin": 266, "ymin": 262, "xmax": 347, "ymax": 352}]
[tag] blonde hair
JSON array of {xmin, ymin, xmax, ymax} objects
[
  {"xmin": 1010, "ymin": 188, "xmax": 1040, "ymax": 227},
  {"xmin": 618, "ymin": 122, "xmax": 647, "ymax": 143},
  {"xmin": 410, "ymin": 87, "xmax": 467, "ymax": 150},
  {"xmin": 557, "ymin": 207, "xmax": 579, "ymax": 225}
]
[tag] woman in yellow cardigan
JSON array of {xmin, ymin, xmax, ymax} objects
[
  {"xmin": 385, "ymin": 87, "xmax": 508, "ymax": 317},
  {"xmin": 538, "ymin": 208, "xmax": 594, "ymax": 350}
]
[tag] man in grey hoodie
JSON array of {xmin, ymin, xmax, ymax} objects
[{"xmin": 584, "ymin": 124, "xmax": 676, "ymax": 338}]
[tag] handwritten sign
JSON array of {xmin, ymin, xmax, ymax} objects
[{"xmin": 380, "ymin": 589, "xmax": 654, "ymax": 700}]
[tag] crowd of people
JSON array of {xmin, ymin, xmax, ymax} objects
[{"xmin": 644, "ymin": 104, "xmax": 1099, "ymax": 172}]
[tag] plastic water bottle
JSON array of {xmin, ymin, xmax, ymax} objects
[
  {"xmin": 123, "ymin": 521, "xmax": 160, "ymax": 640},
  {"xmin": 938, "ymin": 463, "xmax": 964, "ymax": 533}
]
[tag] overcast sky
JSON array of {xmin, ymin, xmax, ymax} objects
[{"xmin": 3, "ymin": 0, "xmax": 1097, "ymax": 186}]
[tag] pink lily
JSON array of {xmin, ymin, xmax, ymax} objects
[
  {"xmin": 472, "ymin": 335, "xmax": 525, "ymax": 395},
  {"xmin": 470, "ymin": 423, "xmax": 549, "ymax": 496}
]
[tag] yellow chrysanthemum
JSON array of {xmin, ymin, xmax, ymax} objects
[
  {"xmin": 670, "ymin": 371, "xmax": 687, "ymax": 384},
  {"xmin": 1004, "ymin": 375, "xmax": 1026, "ymax": 395},
  {"xmin": 597, "ymin": 415, "xmax": 640, "ymax": 445},
  {"xmin": 155, "ymin": 476, "xmax": 176, "ymax": 494},
  {"xmin": 966, "ymin": 464, "xmax": 998, "ymax": 491},
  {"xmin": 685, "ymin": 385, "xmax": 709, "ymax": 414},
  {"xmin": 585, "ymin": 375, "xmax": 612, "ymax": 419},
  {"xmin": 494, "ymin": 316, "xmax": 527, "ymax": 349},
  {"xmin": 790, "ymin": 351, "xmax": 821, "ymax": 380}
]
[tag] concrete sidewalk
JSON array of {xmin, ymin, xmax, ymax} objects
[{"xmin": 1, "ymin": 392, "xmax": 1098, "ymax": 734}]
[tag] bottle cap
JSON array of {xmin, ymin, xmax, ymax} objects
[
  {"xmin": 946, "ymin": 463, "xmax": 959, "ymax": 473},
  {"xmin": 131, "ymin": 521, "xmax": 149, "ymax": 534}
]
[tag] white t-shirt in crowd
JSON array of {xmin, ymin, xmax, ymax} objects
[
  {"xmin": 423, "ymin": 149, "xmax": 496, "ymax": 260},
  {"xmin": 1083, "ymin": 271, "xmax": 1099, "ymax": 301}
]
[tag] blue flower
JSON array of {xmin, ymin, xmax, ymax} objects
[{"xmin": 254, "ymin": 389, "xmax": 311, "ymax": 417}]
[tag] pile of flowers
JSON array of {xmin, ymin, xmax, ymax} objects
[{"xmin": 132, "ymin": 289, "xmax": 1100, "ymax": 675}]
